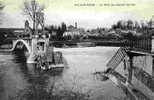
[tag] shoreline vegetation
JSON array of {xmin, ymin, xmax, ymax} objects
[{"xmin": 1, "ymin": 19, "xmax": 154, "ymax": 49}]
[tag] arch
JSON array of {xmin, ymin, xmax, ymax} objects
[{"xmin": 11, "ymin": 39, "xmax": 31, "ymax": 53}]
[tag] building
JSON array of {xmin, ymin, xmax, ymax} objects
[{"xmin": 63, "ymin": 23, "xmax": 85, "ymax": 40}]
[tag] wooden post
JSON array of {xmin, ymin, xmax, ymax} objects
[
  {"xmin": 151, "ymin": 36, "xmax": 154, "ymax": 52},
  {"xmin": 152, "ymin": 56, "xmax": 154, "ymax": 77},
  {"xmin": 127, "ymin": 55, "xmax": 133, "ymax": 84}
]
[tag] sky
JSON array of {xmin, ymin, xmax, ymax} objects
[{"xmin": 0, "ymin": 0, "xmax": 154, "ymax": 29}]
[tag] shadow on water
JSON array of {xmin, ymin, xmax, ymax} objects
[
  {"xmin": 7, "ymin": 49, "xmax": 92, "ymax": 100},
  {"xmin": 12, "ymin": 49, "xmax": 65, "ymax": 76},
  {"xmin": 10, "ymin": 50, "xmax": 66, "ymax": 100}
]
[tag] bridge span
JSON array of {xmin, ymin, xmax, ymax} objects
[{"xmin": 9, "ymin": 36, "xmax": 52, "ymax": 63}]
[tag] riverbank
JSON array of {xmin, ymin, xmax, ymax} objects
[{"xmin": 51, "ymin": 40, "xmax": 126, "ymax": 48}]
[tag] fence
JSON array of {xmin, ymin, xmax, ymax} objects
[{"xmin": 126, "ymin": 37, "xmax": 152, "ymax": 53}]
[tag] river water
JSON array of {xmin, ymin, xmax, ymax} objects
[{"xmin": 0, "ymin": 47, "xmax": 126, "ymax": 100}]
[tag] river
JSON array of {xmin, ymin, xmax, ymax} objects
[{"xmin": 0, "ymin": 46, "xmax": 126, "ymax": 100}]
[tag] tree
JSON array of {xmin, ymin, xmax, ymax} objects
[
  {"xmin": 134, "ymin": 21, "xmax": 140, "ymax": 29},
  {"xmin": 127, "ymin": 20, "xmax": 134, "ymax": 30},
  {"xmin": 112, "ymin": 20, "xmax": 126, "ymax": 30},
  {"xmin": 111, "ymin": 24, "xmax": 117, "ymax": 30},
  {"xmin": 56, "ymin": 22, "xmax": 67, "ymax": 40},
  {"xmin": 116, "ymin": 20, "xmax": 123, "ymax": 29},
  {"xmin": 61, "ymin": 22, "xmax": 67, "ymax": 32},
  {"xmin": 23, "ymin": 0, "xmax": 45, "ymax": 33}
]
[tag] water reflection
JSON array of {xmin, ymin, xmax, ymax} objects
[
  {"xmin": 10, "ymin": 50, "xmax": 65, "ymax": 100},
  {"xmin": 0, "ymin": 47, "xmax": 127, "ymax": 100}
]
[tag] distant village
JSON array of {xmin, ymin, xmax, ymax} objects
[{"xmin": 0, "ymin": 19, "xmax": 154, "ymax": 46}]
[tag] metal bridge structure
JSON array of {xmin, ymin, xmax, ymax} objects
[{"xmin": 104, "ymin": 35, "xmax": 154, "ymax": 100}]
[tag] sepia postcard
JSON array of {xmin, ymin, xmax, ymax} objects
[{"xmin": 0, "ymin": 0, "xmax": 154, "ymax": 100}]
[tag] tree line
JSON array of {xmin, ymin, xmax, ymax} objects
[{"xmin": 45, "ymin": 22, "xmax": 67, "ymax": 41}]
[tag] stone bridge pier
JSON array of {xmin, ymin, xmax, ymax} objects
[{"xmin": 12, "ymin": 37, "xmax": 52, "ymax": 63}]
